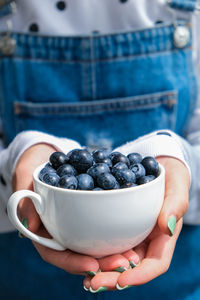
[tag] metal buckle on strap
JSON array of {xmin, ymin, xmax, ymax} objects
[
  {"xmin": 0, "ymin": 0, "xmax": 16, "ymax": 55},
  {"xmin": 0, "ymin": 33, "xmax": 16, "ymax": 55},
  {"xmin": 166, "ymin": 1, "xmax": 192, "ymax": 48},
  {"xmin": 0, "ymin": 18, "xmax": 16, "ymax": 55}
]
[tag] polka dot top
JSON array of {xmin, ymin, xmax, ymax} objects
[
  {"xmin": 0, "ymin": 0, "xmax": 178, "ymax": 36},
  {"xmin": 0, "ymin": 0, "xmax": 200, "ymax": 66}
]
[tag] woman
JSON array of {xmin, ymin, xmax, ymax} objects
[{"xmin": 0, "ymin": 0, "xmax": 199, "ymax": 299}]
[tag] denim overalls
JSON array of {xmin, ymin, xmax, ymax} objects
[{"xmin": 0, "ymin": 0, "xmax": 199, "ymax": 299}]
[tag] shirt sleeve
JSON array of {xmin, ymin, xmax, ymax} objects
[
  {"xmin": 114, "ymin": 128, "xmax": 200, "ymax": 225},
  {"xmin": 0, "ymin": 130, "xmax": 81, "ymax": 233}
]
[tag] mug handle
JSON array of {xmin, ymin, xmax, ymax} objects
[{"xmin": 7, "ymin": 190, "xmax": 65, "ymax": 251}]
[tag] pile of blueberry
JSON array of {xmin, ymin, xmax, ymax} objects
[{"xmin": 39, "ymin": 149, "xmax": 159, "ymax": 190}]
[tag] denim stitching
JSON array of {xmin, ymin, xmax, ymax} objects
[
  {"xmin": 14, "ymin": 91, "xmax": 177, "ymax": 116},
  {"xmin": 11, "ymin": 30, "xmax": 188, "ymax": 61},
  {"xmin": 1, "ymin": 47, "xmax": 192, "ymax": 64},
  {"xmin": 90, "ymin": 34, "xmax": 96, "ymax": 100},
  {"xmin": 181, "ymin": 39, "xmax": 198, "ymax": 133},
  {"xmin": 14, "ymin": 99, "xmax": 176, "ymax": 116},
  {"xmin": 5, "ymin": 24, "xmax": 180, "ymax": 57},
  {"xmin": 81, "ymin": 40, "xmax": 92, "ymax": 99}
]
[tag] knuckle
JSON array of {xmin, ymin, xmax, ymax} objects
[
  {"xmin": 163, "ymin": 261, "xmax": 170, "ymax": 273},
  {"xmin": 160, "ymin": 260, "xmax": 170, "ymax": 275},
  {"xmin": 182, "ymin": 198, "xmax": 189, "ymax": 216}
]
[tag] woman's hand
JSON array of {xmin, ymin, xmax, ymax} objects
[
  {"xmin": 13, "ymin": 144, "xmax": 139, "ymax": 276},
  {"xmin": 83, "ymin": 156, "xmax": 190, "ymax": 292}
]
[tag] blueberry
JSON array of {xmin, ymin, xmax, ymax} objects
[
  {"xmin": 130, "ymin": 163, "xmax": 146, "ymax": 179},
  {"xmin": 114, "ymin": 169, "xmax": 136, "ymax": 186},
  {"xmin": 59, "ymin": 175, "xmax": 78, "ymax": 189},
  {"xmin": 76, "ymin": 174, "xmax": 94, "ymax": 190},
  {"xmin": 87, "ymin": 163, "xmax": 110, "ymax": 180},
  {"xmin": 109, "ymin": 151, "xmax": 121, "ymax": 160},
  {"xmin": 39, "ymin": 167, "xmax": 57, "ymax": 181},
  {"xmin": 127, "ymin": 153, "xmax": 142, "ymax": 165},
  {"xmin": 57, "ymin": 164, "xmax": 77, "ymax": 177},
  {"xmin": 113, "ymin": 181, "xmax": 120, "ymax": 189},
  {"xmin": 110, "ymin": 153, "xmax": 130, "ymax": 167},
  {"xmin": 92, "ymin": 148, "xmax": 111, "ymax": 163},
  {"xmin": 69, "ymin": 149, "xmax": 93, "ymax": 173},
  {"xmin": 141, "ymin": 156, "xmax": 159, "ymax": 176},
  {"xmin": 45, "ymin": 162, "xmax": 56, "ymax": 171},
  {"xmin": 121, "ymin": 182, "xmax": 138, "ymax": 189},
  {"xmin": 49, "ymin": 152, "xmax": 69, "ymax": 169},
  {"xmin": 137, "ymin": 175, "xmax": 156, "ymax": 185},
  {"xmin": 97, "ymin": 173, "xmax": 118, "ymax": 190},
  {"xmin": 100, "ymin": 157, "xmax": 112, "ymax": 168},
  {"xmin": 66, "ymin": 148, "xmax": 81, "ymax": 159},
  {"xmin": 111, "ymin": 162, "xmax": 128, "ymax": 176},
  {"xmin": 42, "ymin": 172, "xmax": 60, "ymax": 186},
  {"xmin": 93, "ymin": 187, "xmax": 104, "ymax": 191}
]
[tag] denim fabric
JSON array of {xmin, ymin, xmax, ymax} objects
[
  {"xmin": 0, "ymin": 1, "xmax": 200, "ymax": 300},
  {"xmin": 0, "ymin": 1, "xmax": 14, "ymax": 18},
  {"xmin": 0, "ymin": 21, "xmax": 197, "ymax": 149},
  {"xmin": 168, "ymin": 0, "xmax": 197, "ymax": 11}
]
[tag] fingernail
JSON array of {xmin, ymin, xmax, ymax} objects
[
  {"xmin": 22, "ymin": 218, "xmax": 28, "ymax": 229},
  {"xmin": 116, "ymin": 283, "xmax": 133, "ymax": 290},
  {"xmin": 113, "ymin": 266, "xmax": 127, "ymax": 273},
  {"xmin": 83, "ymin": 285, "xmax": 89, "ymax": 291},
  {"xmin": 167, "ymin": 215, "xmax": 177, "ymax": 236},
  {"xmin": 89, "ymin": 286, "xmax": 108, "ymax": 293},
  {"xmin": 129, "ymin": 261, "xmax": 138, "ymax": 268},
  {"xmin": 84, "ymin": 271, "xmax": 96, "ymax": 276},
  {"xmin": 18, "ymin": 232, "xmax": 26, "ymax": 238}
]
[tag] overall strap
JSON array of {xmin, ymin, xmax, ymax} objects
[
  {"xmin": 167, "ymin": 0, "xmax": 199, "ymax": 12},
  {"xmin": 0, "ymin": 0, "xmax": 16, "ymax": 56},
  {"xmin": 0, "ymin": 0, "xmax": 15, "ymax": 18}
]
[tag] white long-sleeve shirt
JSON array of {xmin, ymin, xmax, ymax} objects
[{"xmin": 1, "ymin": 0, "xmax": 200, "ymax": 231}]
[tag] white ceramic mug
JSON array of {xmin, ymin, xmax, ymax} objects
[{"xmin": 7, "ymin": 163, "xmax": 165, "ymax": 258}]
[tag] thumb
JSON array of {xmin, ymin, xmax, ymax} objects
[
  {"xmin": 156, "ymin": 156, "xmax": 190, "ymax": 236},
  {"xmin": 12, "ymin": 143, "xmax": 57, "ymax": 233},
  {"xmin": 13, "ymin": 169, "xmax": 41, "ymax": 233}
]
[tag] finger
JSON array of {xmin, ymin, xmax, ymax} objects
[
  {"xmin": 18, "ymin": 197, "xmax": 41, "ymax": 233},
  {"xmin": 120, "ymin": 249, "xmax": 140, "ymax": 267},
  {"xmin": 132, "ymin": 241, "xmax": 148, "ymax": 262},
  {"xmin": 117, "ymin": 218, "xmax": 182, "ymax": 287},
  {"xmin": 33, "ymin": 242, "xmax": 100, "ymax": 275},
  {"xmin": 14, "ymin": 144, "xmax": 57, "ymax": 233},
  {"xmin": 83, "ymin": 271, "xmax": 120, "ymax": 292},
  {"xmin": 156, "ymin": 157, "xmax": 189, "ymax": 235},
  {"xmin": 83, "ymin": 248, "xmax": 142, "ymax": 291},
  {"xmin": 98, "ymin": 254, "xmax": 130, "ymax": 272},
  {"xmin": 16, "ymin": 178, "xmax": 41, "ymax": 233},
  {"xmin": 83, "ymin": 242, "xmax": 149, "ymax": 292}
]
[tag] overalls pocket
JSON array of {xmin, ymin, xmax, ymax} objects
[{"xmin": 13, "ymin": 90, "xmax": 177, "ymax": 148}]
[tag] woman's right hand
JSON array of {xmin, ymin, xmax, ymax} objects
[{"xmin": 13, "ymin": 143, "xmax": 139, "ymax": 277}]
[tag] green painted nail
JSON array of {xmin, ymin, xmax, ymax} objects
[
  {"xmin": 90, "ymin": 286, "xmax": 108, "ymax": 293},
  {"xmin": 129, "ymin": 261, "xmax": 137, "ymax": 268},
  {"xmin": 85, "ymin": 271, "xmax": 96, "ymax": 276},
  {"xmin": 113, "ymin": 266, "xmax": 127, "ymax": 273},
  {"xmin": 167, "ymin": 215, "xmax": 177, "ymax": 236},
  {"xmin": 22, "ymin": 218, "xmax": 28, "ymax": 229},
  {"xmin": 116, "ymin": 283, "xmax": 133, "ymax": 290}
]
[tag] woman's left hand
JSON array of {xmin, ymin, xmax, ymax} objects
[{"xmin": 83, "ymin": 157, "xmax": 190, "ymax": 292}]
